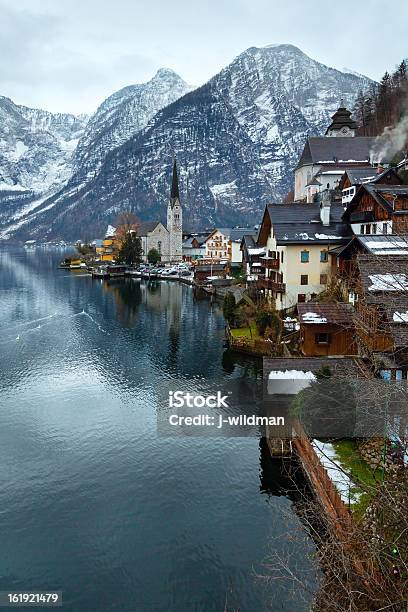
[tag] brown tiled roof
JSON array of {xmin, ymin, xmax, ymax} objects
[{"xmin": 297, "ymin": 302, "xmax": 354, "ymax": 326}]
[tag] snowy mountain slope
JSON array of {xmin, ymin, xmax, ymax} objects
[
  {"xmin": 71, "ymin": 68, "xmax": 191, "ymax": 180},
  {"xmin": 0, "ymin": 96, "xmax": 87, "ymax": 194},
  {"xmin": 2, "ymin": 45, "xmax": 373, "ymax": 240}
]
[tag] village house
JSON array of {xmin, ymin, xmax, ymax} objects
[
  {"xmin": 294, "ymin": 104, "xmax": 380, "ymax": 202},
  {"xmin": 339, "ymin": 167, "xmax": 402, "ymax": 206},
  {"xmin": 342, "ymin": 183, "xmax": 408, "ymax": 237},
  {"xmin": 297, "ymin": 302, "xmax": 357, "ymax": 357},
  {"xmin": 193, "ymin": 262, "xmax": 230, "ymax": 286},
  {"xmin": 351, "ymin": 254, "xmax": 408, "ymax": 376},
  {"xmin": 182, "ymin": 232, "xmax": 211, "ymax": 261},
  {"xmin": 256, "ymin": 195, "xmax": 350, "ymax": 310},
  {"xmin": 203, "ymin": 227, "xmax": 257, "ymax": 266},
  {"xmin": 241, "ymin": 234, "xmax": 265, "ymax": 278},
  {"xmin": 96, "ymin": 225, "xmax": 119, "ymax": 262}
]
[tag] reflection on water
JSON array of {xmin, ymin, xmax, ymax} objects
[{"xmin": 0, "ymin": 248, "xmax": 317, "ymax": 611}]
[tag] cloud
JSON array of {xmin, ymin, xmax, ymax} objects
[{"xmin": 0, "ymin": 0, "xmax": 408, "ymax": 115}]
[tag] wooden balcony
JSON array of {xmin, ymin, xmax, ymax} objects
[
  {"xmin": 260, "ymin": 257, "xmax": 280, "ymax": 270},
  {"xmin": 258, "ymin": 277, "xmax": 286, "ymax": 293}
]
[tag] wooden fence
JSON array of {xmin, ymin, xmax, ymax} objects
[
  {"xmin": 292, "ymin": 421, "xmax": 352, "ymax": 531},
  {"xmin": 225, "ymin": 325, "xmax": 275, "ymax": 356}
]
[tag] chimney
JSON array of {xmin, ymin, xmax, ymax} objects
[
  {"xmin": 320, "ymin": 190, "xmax": 331, "ymax": 226},
  {"xmin": 376, "ymin": 166, "xmax": 385, "ymax": 175}
]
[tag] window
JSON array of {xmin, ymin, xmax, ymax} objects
[
  {"xmin": 298, "ymin": 294, "xmax": 306, "ymax": 303},
  {"xmin": 320, "ymin": 250, "xmax": 328, "ymax": 262},
  {"xmin": 320, "ymin": 274, "xmax": 328, "ymax": 285},
  {"xmin": 366, "ymin": 224, "xmax": 371, "ymax": 234},
  {"xmin": 300, "ymin": 274, "xmax": 308, "ymax": 285},
  {"xmin": 360, "ymin": 224, "xmax": 365, "ymax": 234},
  {"xmin": 315, "ymin": 333, "xmax": 330, "ymax": 345},
  {"xmin": 158, "ymin": 241, "xmax": 162, "ymax": 253},
  {"xmin": 300, "ymin": 250, "xmax": 309, "ymax": 263},
  {"xmin": 383, "ymin": 223, "xmax": 389, "ymax": 235},
  {"xmin": 281, "ymin": 251, "xmax": 284, "ymax": 263}
]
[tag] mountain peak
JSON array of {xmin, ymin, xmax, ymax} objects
[{"xmin": 152, "ymin": 68, "xmax": 183, "ymax": 81}]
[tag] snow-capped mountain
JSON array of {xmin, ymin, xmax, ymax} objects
[
  {"xmin": 0, "ymin": 68, "xmax": 190, "ymax": 237},
  {"xmin": 0, "ymin": 95, "xmax": 87, "ymax": 194},
  {"xmin": 2, "ymin": 45, "xmax": 372, "ymax": 240},
  {"xmin": 72, "ymin": 68, "xmax": 191, "ymax": 180}
]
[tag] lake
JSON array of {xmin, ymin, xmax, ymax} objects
[{"xmin": 0, "ymin": 247, "xmax": 317, "ymax": 611}]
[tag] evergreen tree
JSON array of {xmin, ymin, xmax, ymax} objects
[
  {"xmin": 223, "ymin": 292, "xmax": 236, "ymax": 325},
  {"xmin": 147, "ymin": 248, "xmax": 161, "ymax": 264},
  {"xmin": 117, "ymin": 232, "xmax": 143, "ymax": 266}
]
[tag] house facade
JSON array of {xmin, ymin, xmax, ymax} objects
[
  {"xmin": 297, "ymin": 302, "xmax": 357, "ymax": 357},
  {"xmin": 204, "ymin": 228, "xmax": 257, "ymax": 265},
  {"xmin": 343, "ymin": 184, "xmax": 408, "ymax": 237},
  {"xmin": 256, "ymin": 197, "xmax": 349, "ymax": 310}
]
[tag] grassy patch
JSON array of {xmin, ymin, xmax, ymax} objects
[
  {"xmin": 230, "ymin": 322, "xmax": 260, "ymax": 340},
  {"xmin": 330, "ymin": 439, "xmax": 382, "ymax": 518}
]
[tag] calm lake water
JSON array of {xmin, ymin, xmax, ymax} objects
[{"xmin": 0, "ymin": 248, "xmax": 317, "ymax": 611}]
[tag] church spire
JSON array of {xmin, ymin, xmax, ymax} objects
[{"xmin": 170, "ymin": 159, "xmax": 180, "ymax": 201}]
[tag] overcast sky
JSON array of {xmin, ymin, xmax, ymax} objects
[{"xmin": 1, "ymin": 0, "xmax": 407, "ymax": 115}]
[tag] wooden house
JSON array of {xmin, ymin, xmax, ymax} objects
[
  {"xmin": 297, "ymin": 302, "xmax": 357, "ymax": 357},
  {"xmin": 343, "ymin": 184, "xmax": 408, "ymax": 237},
  {"xmin": 193, "ymin": 263, "xmax": 229, "ymax": 285},
  {"xmin": 353, "ymin": 254, "xmax": 408, "ymax": 360},
  {"xmin": 339, "ymin": 167, "xmax": 402, "ymax": 206}
]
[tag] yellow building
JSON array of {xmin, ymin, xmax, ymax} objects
[
  {"xmin": 257, "ymin": 199, "xmax": 349, "ymax": 310},
  {"xmin": 96, "ymin": 226, "xmax": 120, "ymax": 262}
]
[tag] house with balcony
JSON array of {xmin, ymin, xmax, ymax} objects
[
  {"xmin": 182, "ymin": 232, "xmax": 211, "ymax": 261},
  {"xmin": 203, "ymin": 227, "xmax": 257, "ymax": 266},
  {"xmin": 256, "ymin": 196, "xmax": 350, "ymax": 310},
  {"xmin": 342, "ymin": 184, "xmax": 408, "ymax": 237},
  {"xmin": 241, "ymin": 234, "xmax": 265, "ymax": 279}
]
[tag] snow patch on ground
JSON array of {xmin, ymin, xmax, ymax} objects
[{"xmin": 312, "ymin": 440, "xmax": 361, "ymax": 504}]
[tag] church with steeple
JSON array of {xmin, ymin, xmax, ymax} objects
[
  {"xmin": 167, "ymin": 159, "xmax": 183, "ymax": 261},
  {"xmin": 294, "ymin": 102, "xmax": 377, "ymax": 201},
  {"xmin": 127, "ymin": 160, "xmax": 183, "ymax": 263}
]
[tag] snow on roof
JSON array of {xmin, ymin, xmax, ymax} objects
[
  {"xmin": 268, "ymin": 370, "xmax": 316, "ymax": 380},
  {"xmin": 365, "ymin": 240, "xmax": 408, "ymax": 249},
  {"xmin": 368, "ymin": 274, "xmax": 408, "ymax": 292},
  {"xmin": 248, "ymin": 247, "xmax": 265, "ymax": 255},
  {"xmin": 393, "ymin": 311, "xmax": 408, "ymax": 323},
  {"xmin": 295, "ymin": 232, "xmax": 313, "ymax": 240},
  {"xmin": 105, "ymin": 225, "xmax": 116, "ymax": 238},
  {"xmin": 314, "ymin": 233, "xmax": 339, "ymax": 240},
  {"xmin": 301, "ymin": 312, "xmax": 328, "ymax": 324}
]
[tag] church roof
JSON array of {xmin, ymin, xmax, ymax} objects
[
  {"xmin": 296, "ymin": 137, "xmax": 376, "ymax": 169},
  {"xmin": 325, "ymin": 106, "xmax": 358, "ymax": 134},
  {"xmin": 137, "ymin": 221, "xmax": 162, "ymax": 236},
  {"xmin": 170, "ymin": 159, "xmax": 180, "ymax": 201}
]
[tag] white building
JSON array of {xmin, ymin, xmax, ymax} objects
[
  {"xmin": 294, "ymin": 105, "xmax": 377, "ymax": 202},
  {"xmin": 203, "ymin": 227, "xmax": 257, "ymax": 264}
]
